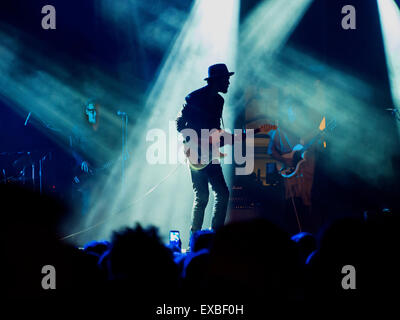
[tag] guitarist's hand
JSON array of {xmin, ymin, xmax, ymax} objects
[
  {"xmin": 287, "ymin": 158, "xmax": 297, "ymax": 168},
  {"xmin": 81, "ymin": 161, "xmax": 89, "ymax": 173}
]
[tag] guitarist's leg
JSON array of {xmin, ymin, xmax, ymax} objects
[
  {"xmin": 190, "ymin": 169, "xmax": 210, "ymax": 232},
  {"xmin": 208, "ymin": 164, "xmax": 229, "ymax": 230}
]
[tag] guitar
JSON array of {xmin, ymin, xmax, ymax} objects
[
  {"xmin": 72, "ymin": 159, "xmax": 117, "ymax": 186},
  {"xmin": 275, "ymin": 119, "xmax": 336, "ymax": 178},
  {"xmin": 184, "ymin": 124, "xmax": 277, "ymax": 171}
]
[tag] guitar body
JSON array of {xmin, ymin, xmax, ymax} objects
[
  {"xmin": 185, "ymin": 143, "xmax": 227, "ymax": 171},
  {"xmin": 72, "ymin": 160, "xmax": 115, "ymax": 187},
  {"xmin": 187, "ymin": 154, "xmax": 227, "ymax": 171},
  {"xmin": 72, "ymin": 165, "xmax": 98, "ymax": 188},
  {"xmin": 183, "ymin": 124, "xmax": 277, "ymax": 171},
  {"xmin": 274, "ymin": 118, "xmax": 336, "ymax": 178},
  {"xmin": 188, "ymin": 163, "xmax": 208, "ymax": 171},
  {"xmin": 276, "ymin": 144, "xmax": 307, "ymax": 178},
  {"xmin": 188, "ymin": 161, "xmax": 216, "ymax": 171}
]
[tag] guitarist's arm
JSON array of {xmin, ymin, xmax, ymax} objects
[
  {"xmin": 69, "ymin": 131, "xmax": 90, "ymax": 174},
  {"xmin": 176, "ymin": 96, "xmax": 200, "ymax": 134},
  {"xmin": 69, "ymin": 148, "xmax": 88, "ymax": 172},
  {"xmin": 176, "ymin": 105, "xmax": 189, "ymax": 133},
  {"xmin": 270, "ymin": 144, "xmax": 289, "ymax": 164},
  {"xmin": 268, "ymin": 130, "xmax": 290, "ymax": 164}
]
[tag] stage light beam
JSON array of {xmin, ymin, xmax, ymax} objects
[
  {"xmin": 377, "ymin": 0, "xmax": 400, "ymax": 111},
  {"xmin": 89, "ymin": 0, "xmax": 240, "ymax": 245}
]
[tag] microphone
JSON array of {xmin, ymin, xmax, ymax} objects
[
  {"xmin": 117, "ymin": 110, "xmax": 127, "ymax": 116},
  {"xmin": 24, "ymin": 112, "xmax": 32, "ymax": 126}
]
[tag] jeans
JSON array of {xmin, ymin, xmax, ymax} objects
[{"xmin": 190, "ymin": 163, "xmax": 229, "ymax": 232}]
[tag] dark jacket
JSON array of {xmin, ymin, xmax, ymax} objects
[{"xmin": 176, "ymin": 85, "xmax": 224, "ymax": 136}]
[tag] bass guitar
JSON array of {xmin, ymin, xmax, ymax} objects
[{"xmin": 276, "ymin": 118, "xmax": 336, "ymax": 178}]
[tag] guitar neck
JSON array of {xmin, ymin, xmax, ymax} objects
[
  {"xmin": 254, "ymin": 128, "xmax": 262, "ymax": 135},
  {"xmin": 220, "ymin": 128, "xmax": 263, "ymax": 147},
  {"xmin": 207, "ymin": 124, "xmax": 276, "ymax": 148},
  {"xmin": 302, "ymin": 119, "xmax": 334, "ymax": 151},
  {"xmin": 239, "ymin": 127, "xmax": 272, "ymax": 139},
  {"xmin": 302, "ymin": 132, "xmax": 321, "ymax": 151}
]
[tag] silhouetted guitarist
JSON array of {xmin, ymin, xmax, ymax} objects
[{"xmin": 176, "ymin": 64, "xmax": 234, "ymax": 234}]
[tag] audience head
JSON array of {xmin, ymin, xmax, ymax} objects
[
  {"xmin": 206, "ymin": 219, "xmax": 299, "ymax": 300},
  {"xmin": 291, "ymin": 232, "xmax": 317, "ymax": 264},
  {"xmin": 83, "ymin": 240, "xmax": 110, "ymax": 257},
  {"xmin": 107, "ymin": 224, "xmax": 179, "ymax": 298},
  {"xmin": 190, "ymin": 229, "xmax": 215, "ymax": 252}
]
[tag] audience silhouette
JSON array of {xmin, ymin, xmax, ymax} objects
[{"xmin": 2, "ymin": 183, "xmax": 398, "ymax": 310}]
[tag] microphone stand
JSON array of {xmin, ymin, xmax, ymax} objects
[
  {"xmin": 386, "ymin": 107, "xmax": 400, "ymax": 122},
  {"xmin": 117, "ymin": 111, "xmax": 128, "ymax": 191}
]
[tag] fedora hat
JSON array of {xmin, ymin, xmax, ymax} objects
[{"xmin": 204, "ymin": 63, "xmax": 234, "ymax": 81}]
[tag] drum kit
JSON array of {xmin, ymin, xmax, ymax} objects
[{"xmin": 0, "ymin": 150, "xmax": 51, "ymax": 194}]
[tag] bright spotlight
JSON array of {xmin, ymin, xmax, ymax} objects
[
  {"xmin": 238, "ymin": 0, "xmax": 314, "ymax": 85},
  {"xmin": 377, "ymin": 0, "xmax": 400, "ymax": 110},
  {"xmin": 241, "ymin": 0, "xmax": 314, "ymax": 57}
]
